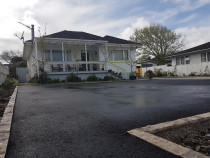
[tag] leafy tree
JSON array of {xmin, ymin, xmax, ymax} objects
[{"xmin": 130, "ymin": 24, "xmax": 186, "ymax": 65}]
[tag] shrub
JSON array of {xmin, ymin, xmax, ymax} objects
[
  {"xmin": 108, "ymin": 76, "xmax": 116, "ymax": 81},
  {"xmin": 86, "ymin": 74, "xmax": 99, "ymax": 81},
  {"xmin": 39, "ymin": 72, "xmax": 48, "ymax": 84},
  {"xmin": 189, "ymin": 72, "xmax": 197, "ymax": 77},
  {"xmin": 168, "ymin": 71, "xmax": 177, "ymax": 77},
  {"xmin": 154, "ymin": 69, "xmax": 167, "ymax": 77},
  {"xmin": 66, "ymin": 73, "xmax": 77, "ymax": 82},
  {"xmin": 0, "ymin": 88, "xmax": 5, "ymax": 95},
  {"xmin": 46, "ymin": 78, "xmax": 60, "ymax": 83},
  {"xmin": 7, "ymin": 73, "xmax": 18, "ymax": 79},
  {"xmin": 51, "ymin": 78, "xmax": 60, "ymax": 83},
  {"xmin": 145, "ymin": 70, "xmax": 153, "ymax": 79},
  {"xmin": 2, "ymin": 78, "xmax": 18, "ymax": 89}
]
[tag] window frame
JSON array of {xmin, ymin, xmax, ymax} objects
[
  {"xmin": 52, "ymin": 50, "xmax": 63, "ymax": 61},
  {"xmin": 176, "ymin": 57, "xmax": 180, "ymax": 65},
  {"xmin": 201, "ymin": 53, "xmax": 207, "ymax": 62}
]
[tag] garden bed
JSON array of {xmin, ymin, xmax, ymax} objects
[
  {"xmin": 155, "ymin": 119, "xmax": 210, "ymax": 156},
  {"xmin": 0, "ymin": 78, "xmax": 18, "ymax": 117}
]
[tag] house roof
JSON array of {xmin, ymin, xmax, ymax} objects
[
  {"xmin": 173, "ymin": 41, "xmax": 210, "ymax": 56},
  {"xmin": 45, "ymin": 30, "xmax": 103, "ymax": 41},
  {"xmin": 101, "ymin": 35, "xmax": 137, "ymax": 44},
  {"xmin": 43, "ymin": 30, "xmax": 137, "ymax": 45},
  {"xmin": 25, "ymin": 30, "xmax": 140, "ymax": 45}
]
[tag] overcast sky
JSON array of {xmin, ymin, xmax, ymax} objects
[{"xmin": 1, "ymin": 0, "xmax": 210, "ymax": 55}]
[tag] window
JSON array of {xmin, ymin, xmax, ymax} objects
[
  {"xmin": 44, "ymin": 50, "xmax": 51, "ymax": 61},
  {"xmin": 207, "ymin": 52, "xmax": 210, "ymax": 62},
  {"xmin": 201, "ymin": 53, "xmax": 206, "ymax": 62},
  {"xmin": 52, "ymin": 50, "xmax": 62, "ymax": 61},
  {"xmin": 124, "ymin": 50, "xmax": 129, "ymax": 60},
  {"xmin": 65, "ymin": 51, "xmax": 71, "ymax": 61},
  {"xmin": 114, "ymin": 50, "xmax": 123, "ymax": 61},
  {"xmin": 108, "ymin": 51, "xmax": 113, "ymax": 61},
  {"xmin": 185, "ymin": 56, "xmax": 190, "ymax": 64},
  {"xmin": 176, "ymin": 57, "xmax": 180, "ymax": 65},
  {"xmin": 181, "ymin": 56, "xmax": 184, "ymax": 65}
]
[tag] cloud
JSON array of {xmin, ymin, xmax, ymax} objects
[
  {"xmin": 149, "ymin": 0, "xmax": 210, "ymax": 24},
  {"xmin": 119, "ymin": 17, "xmax": 150, "ymax": 40},
  {"xmin": 0, "ymin": 0, "xmax": 40, "ymax": 53},
  {"xmin": 178, "ymin": 14, "xmax": 197, "ymax": 23},
  {"xmin": 176, "ymin": 26, "xmax": 210, "ymax": 49}
]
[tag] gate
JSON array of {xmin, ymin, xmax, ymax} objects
[{"xmin": 16, "ymin": 67, "xmax": 28, "ymax": 82}]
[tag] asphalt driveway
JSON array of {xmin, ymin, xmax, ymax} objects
[{"xmin": 6, "ymin": 80, "xmax": 210, "ymax": 158}]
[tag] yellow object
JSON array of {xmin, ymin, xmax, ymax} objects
[
  {"xmin": 136, "ymin": 68, "xmax": 143, "ymax": 77},
  {"xmin": 140, "ymin": 68, "xmax": 142, "ymax": 77}
]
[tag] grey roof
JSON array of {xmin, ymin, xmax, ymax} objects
[
  {"xmin": 174, "ymin": 41, "xmax": 210, "ymax": 56},
  {"xmin": 45, "ymin": 30, "xmax": 103, "ymax": 41},
  {"xmin": 25, "ymin": 30, "xmax": 140, "ymax": 45},
  {"xmin": 101, "ymin": 35, "xmax": 137, "ymax": 44},
  {"xmin": 45, "ymin": 30, "xmax": 137, "ymax": 44}
]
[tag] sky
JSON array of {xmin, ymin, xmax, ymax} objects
[{"xmin": 1, "ymin": 0, "xmax": 210, "ymax": 55}]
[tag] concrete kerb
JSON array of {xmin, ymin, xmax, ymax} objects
[
  {"xmin": 152, "ymin": 77, "xmax": 210, "ymax": 80},
  {"xmin": 0, "ymin": 87, "xmax": 18, "ymax": 158},
  {"xmin": 128, "ymin": 112, "xmax": 210, "ymax": 158}
]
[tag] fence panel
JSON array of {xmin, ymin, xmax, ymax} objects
[{"xmin": 142, "ymin": 63, "xmax": 210, "ymax": 76}]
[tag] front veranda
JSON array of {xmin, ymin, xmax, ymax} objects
[{"xmin": 36, "ymin": 39, "xmax": 131, "ymax": 80}]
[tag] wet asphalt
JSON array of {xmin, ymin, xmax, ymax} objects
[{"xmin": 5, "ymin": 80, "xmax": 210, "ymax": 158}]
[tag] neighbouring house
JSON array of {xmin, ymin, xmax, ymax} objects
[
  {"xmin": 172, "ymin": 41, "xmax": 210, "ymax": 66},
  {"xmin": 171, "ymin": 41, "xmax": 210, "ymax": 75},
  {"xmin": 141, "ymin": 42, "xmax": 210, "ymax": 76},
  {"xmin": 23, "ymin": 30, "xmax": 141, "ymax": 81}
]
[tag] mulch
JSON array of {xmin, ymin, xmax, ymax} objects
[
  {"xmin": 0, "ymin": 87, "xmax": 15, "ymax": 117},
  {"xmin": 155, "ymin": 119, "xmax": 210, "ymax": 156}
]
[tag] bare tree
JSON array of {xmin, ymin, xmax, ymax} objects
[
  {"xmin": 0, "ymin": 50, "xmax": 22, "ymax": 64},
  {"xmin": 128, "ymin": 44, "xmax": 137, "ymax": 76}
]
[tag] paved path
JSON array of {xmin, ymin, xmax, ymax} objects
[{"xmin": 6, "ymin": 80, "xmax": 210, "ymax": 158}]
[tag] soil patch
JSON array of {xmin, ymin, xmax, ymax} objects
[
  {"xmin": 155, "ymin": 119, "xmax": 210, "ymax": 156},
  {"xmin": 0, "ymin": 78, "xmax": 17, "ymax": 117}
]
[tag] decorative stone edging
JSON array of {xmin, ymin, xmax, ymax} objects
[
  {"xmin": 0, "ymin": 87, "xmax": 18, "ymax": 158},
  {"xmin": 128, "ymin": 112, "xmax": 210, "ymax": 158}
]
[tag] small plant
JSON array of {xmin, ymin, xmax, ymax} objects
[
  {"xmin": 189, "ymin": 72, "xmax": 197, "ymax": 77},
  {"xmin": 86, "ymin": 74, "xmax": 99, "ymax": 81},
  {"xmin": 168, "ymin": 71, "xmax": 177, "ymax": 77},
  {"xmin": 2, "ymin": 78, "xmax": 18, "ymax": 89},
  {"xmin": 66, "ymin": 73, "xmax": 77, "ymax": 82},
  {"xmin": 108, "ymin": 76, "xmax": 116, "ymax": 81},
  {"xmin": 51, "ymin": 78, "xmax": 60, "ymax": 83}
]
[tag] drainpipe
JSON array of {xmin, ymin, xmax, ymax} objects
[
  {"xmin": 85, "ymin": 43, "xmax": 88, "ymax": 71},
  {"xmin": 35, "ymin": 38, "xmax": 39, "ymax": 77},
  {"xmin": 105, "ymin": 43, "xmax": 108, "ymax": 71},
  {"xmin": 62, "ymin": 42, "xmax": 65, "ymax": 71}
]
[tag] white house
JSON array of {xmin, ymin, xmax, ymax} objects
[
  {"xmin": 141, "ymin": 42, "xmax": 210, "ymax": 76},
  {"xmin": 23, "ymin": 30, "xmax": 141, "ymax": 81},
  {"xmin": 171, "ymin": 41, "xmax": 210, "ymax": 75},
  {"xmin": 172, "ymin": 42, "xmax": 210, "ymax": 66}
]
